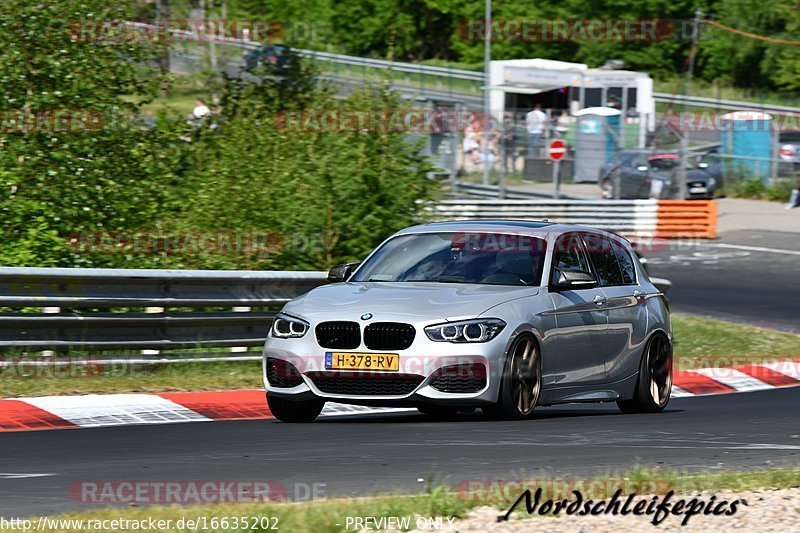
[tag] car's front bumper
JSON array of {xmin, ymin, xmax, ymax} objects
[{"xmin": 262, "ymin": 328, "xmax": 512, "ymax": 406}]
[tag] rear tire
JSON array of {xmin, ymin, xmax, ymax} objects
[
  {"xmin": 617, "ymin": 334, "xmax": 672, "ymax": 414},
  {"xmin": 267, "ymin": 393, "xmax": 324, "ymax": 422},
  {"xmin": 483, "ymin": 335, "xmax": 541, "ymax": 420}
]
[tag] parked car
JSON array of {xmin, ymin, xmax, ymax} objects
[
  {"xmin": 263, "ymin": 221, "xmax": 673, "ymax": 422},
  {"xmin": 599, "ymin": 150, "xmax": 717, "ymax": 200},
  {"xmin": 243, "ymin": 44, "xmax": 291, "ymax": 72},
  {"xmin": 778, "ymin": 132, "xmax": 800, "ymax": 174}
]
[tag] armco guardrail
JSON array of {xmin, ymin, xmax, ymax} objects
[
  {"xmin": 656, "ymin": 200, "xmax": 718, "ymax": 239},
  {"xmin": 0, "ymin": 260, "xmax": 672, "ymax": 356},
  {"xmin": 0, "ymin": 267, "xmax": 326, "ymax": 307},
  {"xmin": 453, "ymin": 183, "xmax": 583, "ymax": 200},
  {"xmin": 427, "ymin": 199, "xmax": 717, "ymax": 239},
  {"xmin": 0, "ymin": 268, "xmax": 327, "ymax": 352}
]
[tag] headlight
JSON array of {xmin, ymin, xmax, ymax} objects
[
  {"xmin": 708, "ymin": 177, "xmax": 716, "ymax": 187},
  {"xmin": 271, "ymin": 313, "xmax": 309, "ymax": 339},
  {"xmin": 425, "ymin": 319, "xmax": 506, "ymax": 343}
]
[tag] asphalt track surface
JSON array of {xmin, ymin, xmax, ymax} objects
[
  {"xmin": 643, "ymin": 230, "xmax": 800, "ymax": 333},
  {"xmin": 1, "ymin": 387, "xmax": 799, "ymax": 517}
]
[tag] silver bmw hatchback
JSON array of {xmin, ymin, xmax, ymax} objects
[{"xmin": 263, "ymin": 221, "xmax": 672, "ymax": 422}]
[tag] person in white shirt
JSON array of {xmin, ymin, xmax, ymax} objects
[
  {"xmin": 192, "ymin": 99, "xmax": 211, "ymax": 120},
  {"xmin": 462, "ymin": 124, "xmax": 480, "ymax": 166},
  {"xmin": 525, "ymin": 103, "xmax": 547, "ymax": 156},
  {"xmin": 554, "ymin": 111, "xmax": 571, "ymax": 139}
]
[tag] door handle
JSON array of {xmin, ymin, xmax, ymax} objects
[
  {"xmin": 633, "ymin": 290, "xmax": 644, "ymax": 300},
  {"xmin": 593, "ymin": 295, "xmax": 607, "ymax": 306}
]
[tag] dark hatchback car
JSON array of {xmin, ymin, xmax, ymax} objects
[
  {"xmin": 243, "ymin": 44, "xmax": 292, "ymax": 71},
  {"xmin": 600, "ymin": 150, "xmax": 717, "ymax": 200}
]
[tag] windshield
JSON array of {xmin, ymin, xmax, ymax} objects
[
  {"xmin": 351, "ymin": 232, "xmax": 547, "ymax": 286},
  {"xmin": 648, "ymin": 156, "xmax": 679, "ymax": 171}
]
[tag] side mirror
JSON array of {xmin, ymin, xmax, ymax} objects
[
  {"xmin": 552, "ymin": 269, "xmax": 597, "ymax": 290},
  {"xmin": 327, "ymin": 262, "xmax": 360, "ymax": 283},
  {"xmin": 636, "ymin": 165, "xmax": 649, "ymax": 172}
]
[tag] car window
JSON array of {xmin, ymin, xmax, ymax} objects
[
  {"xmin": 649, "ymin": 156, "xmax": 680, "ymax": 172},
  {"xmin": 631, "ymin": 154, "xmax": 648, "ymax": 168},
  {"xmin": 351, "ymin": 232, "xmax": 547, "ymax": 286},
  {"xmin": 610, "ymin": 240, "xmax": 637, "ymax": 285},
  {"xmin": 551, "ymin": 233, "xmax": 593, "ymax": 285},
  {"xmin": 582, "ymin": 234, "xmax": 624, "ymax": 286},
  {"xmin": 619, "ymin": 152, "xmax": 635, "ymax": 167}
]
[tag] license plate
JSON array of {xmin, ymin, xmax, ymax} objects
[
  {"xmin": 325, "ymin": 352, "xmax": 399, "ymax": 371},
  {"xmin": 689, "ymin": 187, "xmax": 707, "ymax": 194}
]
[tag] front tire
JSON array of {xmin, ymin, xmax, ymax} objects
[
  {"xmin": 617, "ymin": 334, "xmax": 672, "ymax": 414},
  {"xmin": 267, "ymin": 393, "xmax": 324, "ymax": 422},
  {"xmin": 483, "ymin": 335, "xmax": 541, "ymax": 420}
]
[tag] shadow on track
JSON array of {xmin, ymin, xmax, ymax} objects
[{"xmin": 270, "ymin": 406, "xmax": 685, "ymax": 424}]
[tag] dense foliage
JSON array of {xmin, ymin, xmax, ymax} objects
[
  {"xmin": 0, "ymin": 0, "xmax": 436, "ymax": 270},
  {"xmin": 1, "ymin": 0, "xmax": 797, "ymax": 269},
  {"xmin": 0, "ymin": 0, "xmax": 175, "ymax": 266},
  {"xmin": 154, "ymin": 0, "xmax": 800, "ymax": 92}
]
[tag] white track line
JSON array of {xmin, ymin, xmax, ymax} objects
[
  {"xmin": 0, "ymin": 473, "xmax": 54, "ymax": 479},
  {"xmin": 709, "ymin": 243, "xmax": 800, "ymax": 256}
]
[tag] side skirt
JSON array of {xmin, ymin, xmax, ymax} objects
[{"xmin": 538, "ymin": 372, "xmax": 639, "ymax": 406}]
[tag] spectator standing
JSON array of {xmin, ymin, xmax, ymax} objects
[
  {"xmin": 501, "ymin": 114, "xmax": 518, "ymax": 173},
  {"xmin": 462, "ymin": 123, "xmax": 480, "ymax": 168},
  {"xmin": 787, "ymin": 178, "xmax": 800, "ymax": 209},
  {"xmin": 525, "ymin": 103, "xmax": 547, "ymax": 156},
  {"xmin": 192, "ymin": 99, "xmax": 211, "ymax": 120},
  {"xmin": 554, "ymin": 111, "xmax": 570, "ymax": 139}
]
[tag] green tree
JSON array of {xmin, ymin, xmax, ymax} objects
[
  {"xmin": 174, "ymin": 57, "xmax": 438, "ymax": 270},
  {"xmin": 0, "ymin": 0, "xmax": 180, "ymax": 267}
]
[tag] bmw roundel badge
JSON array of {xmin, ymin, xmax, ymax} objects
[{"xmin": 360, "ymin": 313, "xmax": 373, "ymax": 321}]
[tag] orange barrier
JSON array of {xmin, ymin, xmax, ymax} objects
[{"xmin": 656, "ymin": 200, "xmax": 717, "ymax": 239}]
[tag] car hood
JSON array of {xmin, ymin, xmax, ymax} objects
[{"xmin": 282, "ymin": 282, "xmax": 538, "ymax": 322}]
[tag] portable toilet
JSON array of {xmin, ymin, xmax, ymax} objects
[
  {"xmin": 720, "ymin": 111, "xmax": 773, "ymax": 181},
  {"xmin": 573, "ymin": 107, "xmax": 622, "ymax": 183}
]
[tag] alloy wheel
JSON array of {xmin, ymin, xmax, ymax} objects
[
  {"xmin": 510, "ymin": 338, "xmax": 541, "ymax": 416},
  {"xmin": 647, "ymin": 334, "xmax": 672, "ymax": 407}
]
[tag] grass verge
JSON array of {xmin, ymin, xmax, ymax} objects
[
  {"xmin": 1, "ymin": 314, "xmax": 798, "ymax": 398},
  {"xmin": 672, "ymin": 314, "xmax": 800, "ymax": 368},
  {"xmin": 0, "ymin": 361, "xmax": 263, "ymax": 398},
  {"xmin": 13, "ymin": 466, "xmax": 800, "ymax": 532}
]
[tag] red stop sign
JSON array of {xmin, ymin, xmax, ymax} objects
[{"xmin": 547, "ymin": 139, "xmax": 567, "ymax": 161}]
